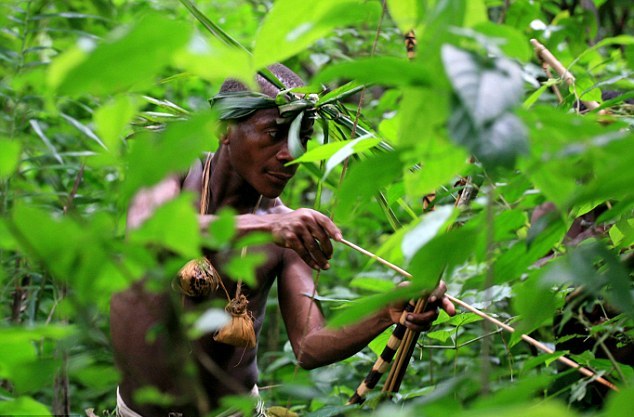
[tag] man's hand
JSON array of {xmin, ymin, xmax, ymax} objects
[
  {"xmin": 269, "ymin": 208, "xmax": 342, "ymax": 270},
  {"xmin": 387, "ymin": 281, "xmax": 456, "ymax": 332}
]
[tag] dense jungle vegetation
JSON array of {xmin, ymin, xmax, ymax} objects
[{"xmin": 1, "ymin": 0, "xmax": 633, "ymax": 416}]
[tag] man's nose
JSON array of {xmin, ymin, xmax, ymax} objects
[{"xmin": 276, "ymin": 137, "xmax": 294, "ymax": 162}]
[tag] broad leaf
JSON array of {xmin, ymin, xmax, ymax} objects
[
  {"xmin": 54, "ymin": 14, "xmax": 191, "ymax": 95},
  {"xmin": 253, "ymin": 0, "xmax": 380, "ymax": 69},
  {"xmin": 315, "ymin": 57, "xmax": 431, "ymax": 88},
  {"xmin": 442, "ymin": 44, "xmax": 523, "ymax": 128}
]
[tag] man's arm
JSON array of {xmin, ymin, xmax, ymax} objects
[
  {"xmin": 127, "ymin": 175, "xmax": 182, "ymax": 231},
  {"xmin": 278, "ymin": 249, "xmax": 454, "ymax": 370}
]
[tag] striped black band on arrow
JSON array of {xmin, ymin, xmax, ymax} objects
[{"xmin": 346, "ymin": 300, "xmax": 416, "ymax": 405}]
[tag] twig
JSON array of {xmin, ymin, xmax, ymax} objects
[
  {"xmin": 446, "ymin": 294, "xmax": 619, "ymax": 392},
  {"xmin": 530, "ymin": 39, "xmax": 600, "ymax": 112},
  {"xmin": 338, "ymin": 239, "xmax": 620, "ymax": 393}
]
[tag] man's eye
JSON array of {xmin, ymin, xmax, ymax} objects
[{"xmin": 267, "ymin": 130, "xmax": 282, "ymax": 139}]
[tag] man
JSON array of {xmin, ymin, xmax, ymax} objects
[{"xmin": 110, "ymin": 64, "xmax": 455, "ymax": 417}]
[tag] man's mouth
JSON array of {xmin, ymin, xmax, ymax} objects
[{"xmin": 266, "ymin": 171, "xmax": 293, "ymax": 184}]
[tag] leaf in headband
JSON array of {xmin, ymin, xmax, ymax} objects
[
  {"xmin": 288, "ymin": 111, "xmax": 305, "ymax": 159},
  {"xmin": 209, "ymin": 91, "xmax": 277, "ymax": 120},
  {"xmin": 278, "ymin": 99, "xmax": 315, "ymax": 119}
]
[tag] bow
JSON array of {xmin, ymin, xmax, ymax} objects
[{"xmin": 340, "ymin": 238, "xmax": 619, "ymax": 404}]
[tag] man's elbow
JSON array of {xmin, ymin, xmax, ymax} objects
[{"xmin": 296, "ymin": 350, "xmax": 324, "ymax": 370}]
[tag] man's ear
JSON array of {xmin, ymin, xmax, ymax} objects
[{"xmin": 220, "ymin": 122, "xmax": 232, "ymax": 145}]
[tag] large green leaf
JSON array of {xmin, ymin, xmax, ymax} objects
[
  {"xmin": 442, "ymin": 44, "xmax": 524, "ymax": 128},
  {"xmin": 173, "ymin": 36, "xmax": 255, "ymax": 87},
  {"xmin": 408, "ymin": 226, "xmax": 480, "ymax": 290},
  {"xmin": 334, "ymin": 150, "xmax": 403, "ymax": 222},
  {"xmin": 122, "ymin": 112, "xmax": 218, "ymax": 204},
  {"xmin": 128, "ymin": 194, "xmax": 200, "ymax": 259},
  {"xmin": 253, "ymin": 0, "xmax": 380, "ymax": 69},
  {"xmin": 448, "ymin": 102, "xmax": 528, "ymax": 169},
  {"xmin": 53, "ymin": 14, "xmax": 191, "ymax": 95},
  {"xmin": 386, "ymin": 0, "xmax": 421, "ymax": 33},
  {"xmin": 314, "ymin": 57, "xmax": 431, "ymax": 88}
]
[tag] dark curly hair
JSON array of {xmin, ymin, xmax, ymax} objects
[{"xmin": 219, "ymin": 63, "xmax": 304, "ymax": 98}]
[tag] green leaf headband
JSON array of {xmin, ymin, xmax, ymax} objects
[{"xmin": 209, "ymin": 91, "xmax": 318, "ymax": 158}]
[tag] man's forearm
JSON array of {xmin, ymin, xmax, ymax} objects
[{"xmin": 295, "ymin": 308, "xmax": 394, "ymax": 370}]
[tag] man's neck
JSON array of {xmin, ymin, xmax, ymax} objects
[{"xmin": 208, "ymin": 150, "xmax": 266, "ymax": 214}]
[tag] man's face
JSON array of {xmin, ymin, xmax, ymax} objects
[{"xmin": 223, "ymin": 108, "xmax": 313, "ymax": 198}]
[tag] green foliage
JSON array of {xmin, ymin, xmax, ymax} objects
[{"xmin": 1, "ymin": 0, "xmax": 633, "ymax": 416}]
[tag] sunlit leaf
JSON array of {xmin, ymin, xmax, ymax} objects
[
  {"xmin": 386, "ymin": 0, "xmax": 420, "ymax": 33},
  {"xmin": 315, "ymin": 57, "xmax": 430, "ymax": 88},
  {"xmin": 401, "ymin": 205, "xmax": 455, "ymax": 261},
  {"xmin": 253, "ymin": 0, "xmax": 380, "ymax": 69},
  {"xmin": 193, "ymin": 308, "xmax": 230, "ymax": 334},
  {"xmin": 55, "ymin": 14, "xmax": 191, "ymax": 95},
  {"xmin": 323, "ymin": 135, "xmax": 381, "ymax": 179}
]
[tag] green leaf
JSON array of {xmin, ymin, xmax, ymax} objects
[
  {"xmin": 55, "ymin": 14, "xmax": 191, "ymax": 95},
  {"xmin": 571, "ymin": 74, "xmax": 602, "ymax": 104},
  {"xmin": 448, "ymin": 104, "xmax": 528, "ymax": 169},
  {"xmin": 0, "ymin": 397, "xmax": 51, "ymax": 416},
  {"xmin": 122, "ymin": 111, "xmax": 218, "ymax": 204},
  {"xmin": 328, "ymin": 284, "xmax": 418, "ymax": 328},
  {"xmin": 173, "ymin": 37, "xmax": 255, "ymax": 87},
  {"xmin": 316, "ymin": 80, "xmax": 365, "ymax": 106},
  {"xmin": 94, "ymin": 94, "xmax": 140, "ymax": 156},
  {"xmin": 288, "ymin": 111, "xmax": 305, "ymax": 159},
  {"xmin": 288, "ymin": 141, "xmax": 348, "ymax": 165},
  {"xmin": 206, "ymin": 208, "xmax": 237, "ymax": 249},
  {"xmin": 604, "ymin": 385, "xmax": 634, "ymax": 417},
  {"xmin": 426, "ymin": 329, "xmax": 453, "ymax": 343},
  {"xmin": 463, "ymin": 0, "xmax": 488, "ymax": 28},
  {"xmin": 368, "ymin": 327, "xmax": 392, "ymax": 356},
  {"xmin": 472, "ymin": 22, "xmax": 531, "ymax": 61},
  {"xmin": 0, "ymin": 138, "xmax": 21, "ymax": 179},
  {"xmin": 129, "ymin": 194, "xmax": 200, "ymax": 258},
  {"xmin": 386, "ymin": 0, "xmax": 420, "ymax": 33},
  {"xmin": 512, "ymin": 275, "xmax": 558, "ymax": 334},
  {"xmin": 224, "ymin": 251, "xmax": 266, "ymax": 287},
  {"xmin": 314, "ymin": 57, "xmax": 431, "ymax": 88},
  {"xmin": 409, "ymin": 226, "xmax": 480, "ymax": 290},
  {"xmin": 253, "ymin": 0, "xmax": 380, "ymax": 69},
  {"xmin": 334, "ymin": 150, "xmax": 403, "ymax": 222},
  {"xmin": 401, "ymin": 205, "xmax": 456, "ymax": 261},
  {"xmin": 349, "ymin": 276, "xmax": 395, "ymax": 293},
  {"xmin": 323, "ymin": 135, "xmax": 381, "ymax": 179},
  {"xmin": 193, "ymin": 308, "xmax": 230, "ymax": 335}
]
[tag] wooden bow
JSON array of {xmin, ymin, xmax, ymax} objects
[{"xmin": 341, "ymin": 238, "xmax": 619, "ymax": 405}]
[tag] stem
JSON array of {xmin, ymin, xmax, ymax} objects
[{"xmin": 480, "ymin": 185, "xmax": 496, "ymax": 395}]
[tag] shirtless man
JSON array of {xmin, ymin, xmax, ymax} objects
[{"xmin": 110, "ymin": 64, "xmax": 455, "ymax": 417}]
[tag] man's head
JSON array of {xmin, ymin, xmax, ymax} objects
[
  {"xmin": 219, "ymin": 63, "xmax": 305, "ymax": 98},
  {"xmin": 216, "ymin": 65, "xmax": 314, "ymax": 199}
]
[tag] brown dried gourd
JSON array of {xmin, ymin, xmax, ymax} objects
[
  {"xmin": 214, "ymin": 294, "xmax": 256, "ymax": 348},
  {"xmin": 177, "ymin": 258, "xmax": 220, "ymax": 297}
]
